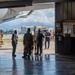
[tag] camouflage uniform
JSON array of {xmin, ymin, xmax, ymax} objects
[{"xmin": 23, "ymin": 32, "xmax": 33, "ymax": 58}]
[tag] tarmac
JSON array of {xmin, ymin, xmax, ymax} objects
[
  {"xmin": 0, "ymin": 40, "xmax": 55, "ymax": 55},
  {"xmin": 2, "ymin": 34, "xmax": 55, "ymax": 54}
]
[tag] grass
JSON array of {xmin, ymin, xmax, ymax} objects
[
  {"xmin": 3, "ymin": 39, "xmax": 23, "ymax": 43},
  {"xmin": 2, "ymin": 38, "xmax": 55, "ymax": 43}
]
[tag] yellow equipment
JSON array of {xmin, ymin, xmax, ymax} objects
[{"xmin": 0, "ymin": 29, "xmax": 3, "ymax": 45}]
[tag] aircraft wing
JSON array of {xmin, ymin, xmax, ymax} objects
[
  {"xmin": 0, "ymin": 3, "xmax": 54, "ymax": 23},
  {"xmin": 0, "ymin": 9, "xmax": 33, "ymax": 24}
]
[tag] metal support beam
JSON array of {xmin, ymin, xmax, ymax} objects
[
  {"xmin": 33, "ymin": 0, "xmax": 75, "ymax": 3},
  {"xmin": 0, "ymin": 0, "xmax": 75, "ymax": 8},
  {"xmin": 0, "ymin": 0, "xmax": 33, "ymax": 8}
]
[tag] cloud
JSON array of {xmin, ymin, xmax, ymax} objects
[
  {"xmin": 23, "ymin": 8, "xmax": 55, "ymax": 24},
  {"xmin": 0, "ymin": 8, "xmax": 55, "ymax": 30}
]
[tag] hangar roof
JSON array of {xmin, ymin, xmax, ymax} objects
[{"xmin": 0, "ymin": 0, "xmax": 73, "ymax": 8}]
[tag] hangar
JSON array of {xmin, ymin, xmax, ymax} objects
[
  {"xmin": 0, "ymin": 0, "xmax": 75, "ymax": 75},
  {"xmin": 0, "ymin": 0, "xmax": 74, "ymax": 55}
]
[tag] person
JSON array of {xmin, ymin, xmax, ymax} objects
[
  {"xmin": 11, "ymin": 30, "xmax": 18, "ymax": 57},
  {"xmin": 45, "ymin": 30, "xmax": 51, "ymax": 49},
  {"xmin": 22, "ymin": 28, "xmax": 33, "ymax": 59},
  {"xmin": 36, "ymin": 29, "xmax": 44, "ymax": 55},
  {"xmin": 33, "ymin": 27, "xmax": 37, "ymax": 54},
  {"xmin": 0, "ymin": 30, "xmax": 3, "ymax": 45}
]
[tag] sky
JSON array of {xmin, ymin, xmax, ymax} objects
[{"xmin": 0, "ymin": 8, "xmax": 55, "ymax": 30}]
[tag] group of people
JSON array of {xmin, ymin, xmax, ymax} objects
[{"xmin": 11, "ymin": 28, "xmax": 51, "ymax": 59}]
